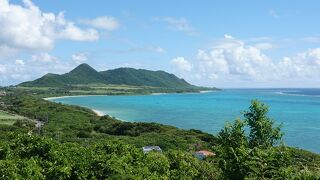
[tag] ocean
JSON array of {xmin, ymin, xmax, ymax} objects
[{"xmin": 50, "ymin": 89, "xmax": 320, "ymax": 153}]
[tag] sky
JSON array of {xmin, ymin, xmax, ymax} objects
[{"xmin": 0, "ymin": 0, "xmax": 320, "ymax": 88}]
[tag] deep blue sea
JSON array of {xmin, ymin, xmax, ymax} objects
[{"xmin": 51, "ymin": 89, "xmax": 320, "ymax": 153}]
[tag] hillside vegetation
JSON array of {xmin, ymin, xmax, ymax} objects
[
  {"xmin": 0, "ymin": 92, "xmax": 319, "ymax": 179},
  {"xmin": 19, "ymin": 63, "xmax": 206, "ymax": 89}
]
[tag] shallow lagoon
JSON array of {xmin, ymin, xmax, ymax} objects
[{"xmin": 51, "ymin": 89, "xmax": 320, "ymax": 153}]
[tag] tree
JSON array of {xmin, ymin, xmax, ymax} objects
[
  {"xmin": 243, "ymin": 100, "xmax": 283, "ymax": 148},
  {"xmin": 216, "ymin": 100, "xmax": 288, "ymax": 179},
  {"xmin": 217, "ymin": 119, "xmax": 249, "ymax": 179}
]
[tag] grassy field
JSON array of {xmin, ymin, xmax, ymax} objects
[
  {"xmin": 0, "ymin": 111, "xmax": 26, "ymax": 125},
  {"xmin": 8, "ymin": 84, "xmax": 215, "ymax": 99}
]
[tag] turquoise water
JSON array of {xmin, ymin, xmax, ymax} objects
[{"xmin": 51, "ymin": 89, "xmax": 320, "ymax": 153}]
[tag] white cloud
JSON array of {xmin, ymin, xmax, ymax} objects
[
  {"xmin": 0, "ymin": 0, "xmax": 99, "ymax": 52},
  {"xmin": 175, "ymin": 35, "xmax": 320, "ymax": 87},
  {"xmin": 79, "ymin": 16, "xmax": 120, "ymax": 30},
  {"xmin": 224, "ymin": 34, "xmax": 233, "ymax": 39},
  {"xmin": 15, "ymin": 59, "xmax": 25, "ymax": 66},
  {"xmin": 71, "ymin": 53, "xmax": 88, "ymax": 64},
  {"xmin": 58, "ymin": 21, "xmax": 99, "ymax": 41},
  {"xmin": 0, "ymin": 45, "xmax": 19, "ymax": 59},
  {"xmin": 0, "ymin": 53, "xmax": 79, "ymax": 85},
  {"xmin": 276, "ymin": 48, "xmax": 320, "ymax": 79},
  {"xmin": 253, "ymin": 43, "xmax": 273, "ymax": 50},
  {"xmin": 31, "ymin": 53, "xmax": 58, "ymax": 63},
  {"xmin": 154, "ymin": 17, "xmax": 196, "ymax": 35},
  {"xmin": 0, "ymin": 64, "xmax": 7, "ymax": 74},
  {"xmin": 170, "ymin": 57, "xmax": 192, "ymax": 72}
]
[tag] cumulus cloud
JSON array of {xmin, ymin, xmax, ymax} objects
[
  {"xmin": 277, "ymin": 49, "xmax": 320, "ymax": 79},
  {"xmin": 71, "ymin": 53, "xmax": 88, "ymax": 64},
  {"xmin": 197, "ymin": 41, "xmax": 274, "ymax": 81},
  {"xmin": 79, "ymin": 16, "xmax": 120, "ymax": 30},
  {"xmin": 15, "ymin": 59, "xmax": 25, "ymax": 66},
  {"xmin": 170, "ymin": 57, "xmax": 192, "ymax": 72},
  {"xmin": 31, "ymin": 53, "xmax": 58, "ymax": 63},
  {"xmin": 0, "ymin": 64, "xmax": 7, "ymax": 74},
  {"xmin": 224, "ymin": 34, "xmax": 233, "ymax": 39},
  {"xmin": 0, "ymin": 52, "xmax": 80, "ymax": 85},
  {"xmin": 154, "ymin": 17, "xmax": 196, "ymax": 35},
  {"xmin": 253, "ymin": 43, "xmax": 273, "ymax": 50},
  {"xmin": 172, "ymin": 35, "xmax": 320, "ymax": 87},
  {"xmin": 0, "ymin": 0, "xmax": 99, "ymax": 52}
]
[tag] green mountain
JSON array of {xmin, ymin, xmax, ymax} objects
[
  {"xmin": 19, "ymin": 63, "xmax": 198, "ymax": 88},
  {"xmin": 100, "ymin": 68, "xmax": 192, "ymax": 87}
]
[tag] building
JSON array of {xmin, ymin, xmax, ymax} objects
[
  {"xmin": 194, "ymin": 150, "xmax": 215, "ymax": 160},
  {"xmin": 142, "ymin": 146, "xmax": 162, "ymax": 153}
]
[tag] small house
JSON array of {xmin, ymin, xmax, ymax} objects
[
  {"xmin": 194, "ymin": 150, "xmax": 215, "ymax": 160},
  {"xmin": 142, "ymin": 146, "xmax": 162, "ymax": 153}
]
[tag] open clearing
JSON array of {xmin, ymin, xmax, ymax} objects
[{"xmin": 0, "ymin": 111, "xmax": 26, "ymax": 125}]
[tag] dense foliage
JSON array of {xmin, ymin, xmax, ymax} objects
[
  {"xmin": 100, "ymin": 67, "xmax": 193, "ymax": 88},
  {"xmin": 19, "ymin": 63, "xmax": 207, "ymax": 89},
  {"xmin": 0, "ymin": 134, "xmax": 219, "ymax": 179},
  {"xmin": 0, "ymin": 92, "xmax": 319, "ymax": 179},
  {"xmin": 1, "ymin": 95, "xmax": 216, "ymax": 151},
  {"xmin": 216, "ymin": 100, "xmax": 320, "ymax": 179}
]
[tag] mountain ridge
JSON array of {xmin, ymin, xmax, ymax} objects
[{"xmin": 19, "ymin": 63, "xmax": 203, "ymax": 88}]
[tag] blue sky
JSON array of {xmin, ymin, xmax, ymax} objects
[{"xmin": 1, "ymin": 0, "xmax": 320, "ymax": 87}]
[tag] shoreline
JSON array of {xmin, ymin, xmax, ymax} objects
[
  {"xmin": 43, "ymin": 91, "xmax": 216, "ymax": 118},
  {"xmin": 44, "ymin": 94, "xmax": 108, "ymax": 100},
  {"xmin": 91, "ymin": 109, "xmax": 105, "ymax": 116},
  {"xmin": 200, "ymin": 90, "xmax": 215, "ymax": 93},
  {"xmin": 44, "ymin": 95, "xmax": 107, "ymax": 117},
  {"xmin": 151, "ymin": 93, "xmax": 168, "ymax": 95},
  {"xmin": 44, "ymin": 90, "xmax": 216, "ymax": 100}
]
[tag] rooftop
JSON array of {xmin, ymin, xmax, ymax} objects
[
  {"xmin": 142, "ymin": 146, "xmax": 162, "ymax": 153},
  {"xmin": 194, "ymin": 150, "xmax": 215, "ymax": 160},
  {"xmin": 196, "ymin": 150, "xmax": 215, "ymax": 156}
]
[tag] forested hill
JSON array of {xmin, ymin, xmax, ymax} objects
[{"xmin": 19, "ymin": 63, "xmax": 198, "ymax": 88}]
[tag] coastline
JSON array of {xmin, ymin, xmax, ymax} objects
[
  {"xmin": 44, "ymin": 95, "xmax": 106, "ymax": 117},
  {"xmin": 43, "ymin": 90, "xmax": 218, "ymax": 100},
  {"xmin": 44, "ymin": 94, "xmax": 108, "ymax": 100},
  {"xmin": 44, "ymin": 91, "xmax": 216, "ymax": 117},
  {"xmin": 92, "ymin": 109, "xmax": 105, "ymax": 116},
  {"xmin": 151, "ymin": 93, "xmax": 168, "ymax": 95},
  {"xmin": 200, "ymin": 90, "xmax": 215, "ymax": 93}
]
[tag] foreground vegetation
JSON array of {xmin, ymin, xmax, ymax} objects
[{"xmin": 0, "ymin": 90, "xmax": 319, "ymax": 179}]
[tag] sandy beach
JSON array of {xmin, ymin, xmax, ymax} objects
[
  {"xmin": 151, "ymin": 93, "xmax": 168, "ymax": 95},
  {"xmin": 44, "ymin": 95, "xmax": 108, "ymax": 100},
  {"xmin": 92, "ymin": 109, "xmax": 105, "ymax": 116},
  {"xmin": 43, "ymin": 95, "xmax": 106, "ymax": 116},
  {"xmin": 199, "ymin": 90, "xmax": 215, "ymax": 93}
]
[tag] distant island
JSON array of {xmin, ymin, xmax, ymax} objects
[
  {"xmin": 16, "ymin": 63, "xmax": 217, "ymax": 98},
  {"xmin": 20, "ymin": 63, "xmax": 214, "ymax": 89}
]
